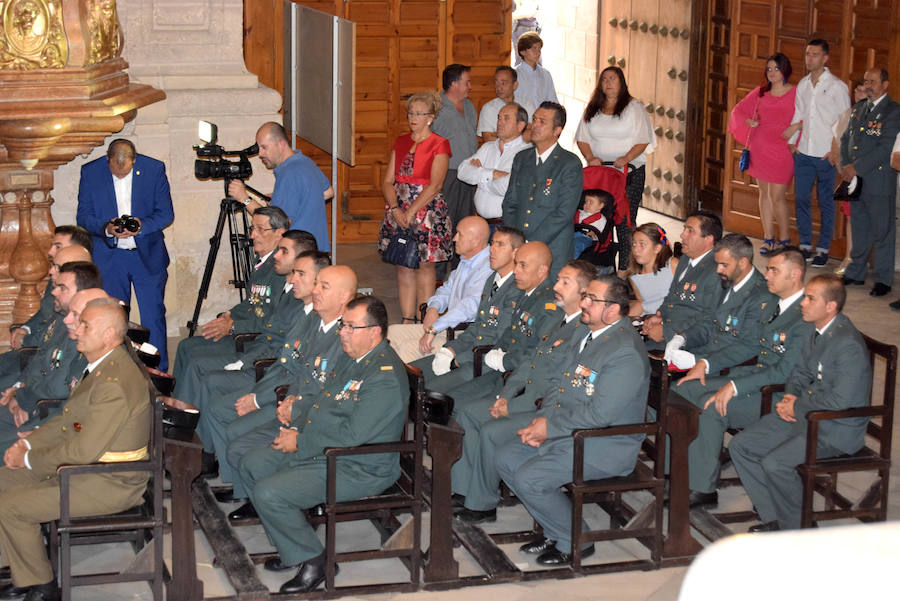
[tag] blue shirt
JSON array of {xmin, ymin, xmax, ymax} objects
[
  {"xmin": 272, "ymin": 151, "xmax": 331, "ymax": 251},
  {"xmin": 427, "ymin": 245, "xmax": 492, "ymax": 332}
]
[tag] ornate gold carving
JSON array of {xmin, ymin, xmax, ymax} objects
[
  {"xmin": 86, "ymin": 0, "xmax": 120, "ymax": 65},
  {"xmin": 0, "ymin": 0, "xmax": 67, "ymax": 70}
]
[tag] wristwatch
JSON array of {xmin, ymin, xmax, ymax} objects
[{"xmin": 425, "ymin": 327, "xmax": 437, "ymax": 336}]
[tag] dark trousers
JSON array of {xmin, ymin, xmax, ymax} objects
[{"xmin": 615, "ymin": 165, "xmax": 646, "ymax": 270}]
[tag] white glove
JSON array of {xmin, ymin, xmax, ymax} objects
[
  {"xmin": 484, "ymin": 349, "xmax": 506, "ymax": 372},
  {"xmin": 664, "ymin": 334, "xmax": 686, "ymax": 363},
  {"xmin": 669, "ymin": 349, "xmax": 697, "ymax": 371},
  {"xmin": 431, "ymin": 348, "xmax": 454, "ymax": 376},
  {"xmin": 223, "ymin": 359, "xmax": 244, "ymax": 371}
]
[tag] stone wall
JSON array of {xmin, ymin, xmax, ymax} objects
[{"xmin": 51, "ymin": 0, "xmax": 282, "ymax": 338}]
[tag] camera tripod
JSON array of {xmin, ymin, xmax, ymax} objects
[{"xmin": 186, "ymin": 180, "xmax": 269, "ymax": 336}]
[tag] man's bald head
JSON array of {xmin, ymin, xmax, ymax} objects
[
  {"xmin": 76, "ymin": 297, "xmax": 127, "ymax": 361},
  {"xmin": 453, "ymin": 216, "xmax": 491, "ymax": 259},
  {"xmin": 512, "ymin": 241, "xmax": 552, "ymax": 291},
  {"xmin": 51, "ymin": 245, "xmax": 93, "ymax": 280},
  {"xmin": 311, "ymin": 265, "xmax": 359, "ymax": 322},
  {"xmin": 65, "ymin": 288, "xmax": 109, "ymax": 339}
]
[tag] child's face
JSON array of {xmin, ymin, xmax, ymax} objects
[{"xmin": 583, "ymin": 195, "xmax": 604, "ymax": 214}]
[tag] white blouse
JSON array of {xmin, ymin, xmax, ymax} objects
[{"xmin": 575, "ymin": 98, "xmax": 657, "ymax": 168}]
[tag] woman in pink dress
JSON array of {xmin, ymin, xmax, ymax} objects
[{"xmin": 729, "ymin": 53, "xmax": 797, "ymax": 255}]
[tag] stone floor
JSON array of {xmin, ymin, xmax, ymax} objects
[{"xmin": 71, "ymin": 208, "xmax": 900, "ymax": 599}]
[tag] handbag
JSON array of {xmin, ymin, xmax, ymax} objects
[
  {"xmin": 383, "ymin": 227, "xmax": 421, "ymax": 269},
  {"xmin": 737, "ymin": 94, "xmax": 761, "ymax": 173}
]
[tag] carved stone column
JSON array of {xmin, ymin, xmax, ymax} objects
[{"xmin": 0, "ymin": 0, "xmax": 164, "ymax": 346}]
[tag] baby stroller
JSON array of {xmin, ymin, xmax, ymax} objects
[{"xmin": 573, "ymin": 164, "xmax": 631, "ymax": 272}]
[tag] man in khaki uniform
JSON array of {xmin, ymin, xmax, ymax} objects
[{"xmin": 0, "ymin": 298, "xmax": 151, "ymax": 601}]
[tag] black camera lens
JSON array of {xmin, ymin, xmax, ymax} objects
[{"xmin": 194, "ymin": 159, "xmax": 211, "ymax": 179}]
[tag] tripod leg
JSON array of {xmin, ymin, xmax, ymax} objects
[{"xmin": 187, "ymin": 200, "xmax": 230, "ymax": 336}]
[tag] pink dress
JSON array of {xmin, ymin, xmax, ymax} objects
[{"xmin": 729, "ymin": 85, "xmax": 797, "ymax": 185}]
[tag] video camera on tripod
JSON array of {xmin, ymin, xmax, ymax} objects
[{"xmin": 193, "ymin": 121, "xmax": 257, "ymax": 190}]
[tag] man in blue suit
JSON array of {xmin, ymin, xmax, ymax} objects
[{"xmin": 76, "ymin": 139, "xmax": 174, "ymax": 370}]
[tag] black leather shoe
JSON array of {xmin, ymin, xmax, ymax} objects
[
  {"xmin": 451, "ymin": 493, "xmax": 466, "ymax": 509},
  {"xmin": 0, "ymin": 584, "xmax": 28, "ymax": 599},
  {"xmin": 264, "ymin": 557, "xmax": 298, "ymax": 572},
  {"xmin": 890, "ymin": 298, "xmax": 900, "ymax": 312},
  {"xmin": 0, "ymin": 567, "xmax": 9, "ymax": 580},
  {"xmin": 842, "ymin": 277, "xmax": 865, "ymax": 286},
  {"xmin": 200, "ymin": 451, "xmax": 219, "ymax": 479},
  {"xmin": 227, "ymin": 502, "xmax": 258, "ymax": 521},
  {"xmin": 279, "ymin": 553, "xmax": 334, "ymax": 594},
  {"xmin": 214, "ymin": 489, "xmax": 247, "ymax": 504},
  {"xmin": 688, "ymin": 490, "xmax": 718, "ymax": 509},
  {"xmin": 535, "ymin": 544, "xmax": 595, "ymax": 566},
  {"xmin": 453, "ymin": 507, "xmax": 496, "ymax": 524},
  {"xmin": 748, "ymin": 521, "xmax": 781, "ymax": 533},
  {"xmin": 870, "ymin": 283, "xmax": 892, "ymax": 297},
  {"xmin": 22, "ymin": 582, "xmax": 58, "ymax": 601},
  {"xmin": 518, "ymin": 536, "xmax": 557, "ymax": 555}
]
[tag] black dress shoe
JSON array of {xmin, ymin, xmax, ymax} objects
[
  {"xmin": 535, "ymin": 544, "xmax": 595, "ymax": 566},
  {"xmin": 842, "ymin": 277, "xmax": 865, "ymax": 286},
  {"xmin": 451, "ymin": 493, "xmax": 466, "ymax": 509},
  {"xmin": 22, "ymin": 582, "xmax": 58, "ymax": 601},
  {"xmin": 214, "ymin": 489, "xmax": 247, "ymax": 504},
  {"xmin": 200, "ymin": 451, "xmax": 219, "ymax": 479},
  {"xmin": 264, "ymin": 557, "xmax": 298, "ymax": 572},
  {"xmin": 890, "ymin": 298, "xmax": 900, "ymax": 312},
  {"xmin": 0, "ymin": 566, "xmax": 9, "ymax": 580},
  {"xmin": 748, "ymin": 521, "xmax": 781, "ymax": 533},
  {"xmin": 870, "ymin": 283, "xmax": 892, "ymax": 297},
  {"xmin": 279, "ymin": 552, "xmax": 334, "ymax": 594},
  {"xmin": 227, "ymin": 502, "xmax": 258, "ymax": 520},
  {"xmin": 453, "ymin": 507, "xmax": 496, "ymax": 524},
  {"xmin": 688, "ymin": 490, "xmax": 718, "ymax": 509},
  {"xmin": 518, "ymin": 536, "xmax": 557, "ymax": 555},
  {"xmin": 0, "ymin": 583, "xmax": 28, "ymax": 599}
]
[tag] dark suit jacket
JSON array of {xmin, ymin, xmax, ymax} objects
[
  {"xmin": 77, "ymin": 154, "xmax": 174, "ymax": 274},
  {"xmin": 840, "ymin": 96, "xmax": 900, "ymax": 196},
  {"xmin": 502, "ymin": 143, "xmax": 584, "ymax": 276}
]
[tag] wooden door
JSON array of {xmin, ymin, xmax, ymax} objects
[
  {"xmin": 598, "ymin": 0, "xmax": 695, "ymax": 220},
  {"xmin": 243, "ymin": 0, "xmax": 510, "ymax": 243}
]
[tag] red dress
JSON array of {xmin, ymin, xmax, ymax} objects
[
  {"xmin": 729, "ymin": 85, "xmax": 797, "ymax": 186},
  {"xmin": 378, "ymin": 133, "xmax": 453, "ymax": 263}
]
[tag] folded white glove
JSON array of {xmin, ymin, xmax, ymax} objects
[
  {"xmin": 664, "ymin": 334, "xmax": 686, "ymax": 363},
  {"xmin": 432, "ymin": 348, "xmax": 454, "ymax": 376},
  {"xmin": 223, "ymin": 359, "xmax": 244, "ymax": 371},
  {"xmin": 139, "ymin": 342, "xmax": 158, "ymax": 355},
  {"xmin": 669, "ymin": 349, "xmax": 697, "ymax": 371},
  {"xmin": 484, "ymin": 349, "xmax": 506, "ymax": 372}
]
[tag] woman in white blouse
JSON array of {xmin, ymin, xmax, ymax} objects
[{"xmin": 575, "ymin": 66, "xmax": 656, "ymax": 271}]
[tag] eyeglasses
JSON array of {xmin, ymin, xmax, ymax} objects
[
  {"xmin": 338, "ymin": 318, "xmax": 377, "ymax": 331},
  {"xmin": 407, "ymin": 111, "xmax": 433, "ymax": 118},
  {"xmin": 580, "ymin": 293, "xmax": 616, "ymax": 305},
  {"xmin": 248, "ymin": 226, "xmax": 276, "ymax": 233}
]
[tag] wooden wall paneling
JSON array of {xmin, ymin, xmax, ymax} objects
[{"xmin": 449, "ymin": 0, "xmax": 510, "ymax": 113}]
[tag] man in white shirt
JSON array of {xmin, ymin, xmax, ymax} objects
[
  {"xmin": 477, "ymin": 67, "xmax": 534, "ymax": 143},
  {"xmin": 784, "ymin": 39, "xmax": 850, "ymax": 267},
  {"xmin": 458, "ymin": 103, "xmax": 531, "ymax": 221}
]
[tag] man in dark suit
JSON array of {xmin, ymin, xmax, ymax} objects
[
  {"xmin": 0, "ymin": 298, "xmax": 151, "ymax": 601},
  {"xmin": 77, "ymin": 139, "xmax": 174, "ymax": 370},
  {"xmin": 839, "ymin": 67, "xmax": 900, "ymax": 298},
  {"xmin": 494, "ymin": 275, "xmax": 650, "ymax": 566},
  {"xmin": 502, "ymin": 101, "xmax": 583, "ymax": 278},
  {"xmin": 729, "ymin": 275, "xmax": 872, "ymax": 532}
]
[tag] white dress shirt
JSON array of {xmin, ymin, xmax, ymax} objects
[
  {"xmin": 791, "ymin": 68, "xmax": 850, "ymax": 157},
  {"xmin": 457, "ymin": 136, "xmax": 531, "ymax": 218},
  {"xmin": 112, "ymin": 169, "xmax": 137, "ymax": 249},
  {"xmin": 515, "ymin": 62, "xmax": 558, "ymax": 111}
]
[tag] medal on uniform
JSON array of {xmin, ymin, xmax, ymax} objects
[
  {"xmin": 543, "ymin": 178, "xmax": 553, "ymax": 195},
  {"xmin": 817, "ymin": 362, "xmax": 823, "ymax": 380},
  {"xmin": 51, "ymin": 348, "xmax": 62, "ymax": 369},
  {"xmin": 488, "ymin": 305, "xmax": 500, "ymax": 326}
]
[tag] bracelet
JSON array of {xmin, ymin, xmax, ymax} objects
[{"xmin": 390, "ymin": 206, "xmax": 400, "ymax": 212}]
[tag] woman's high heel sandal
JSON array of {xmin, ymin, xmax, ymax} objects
[
  {"xmin": 759, "ymin": 238, "xmax": 776, "ymax": 256},
  {"xmin": 401, "ymin": 316, "xmax": 419, "ymax": 324}
]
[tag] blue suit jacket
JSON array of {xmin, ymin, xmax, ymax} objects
[{"xmin": 76, "ymin": 154, "xmax": 174, "ymax": 274}]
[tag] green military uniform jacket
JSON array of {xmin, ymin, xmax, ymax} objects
[
  {"xmin": 230, "ymin": 253, "xmax": 283, "ymax": 334},
  {"xmin": 21, "ymin": 281, "xmax": 57, "ymax": 347},
  {"xmin": 841, "ymin": 96, "xmax": 900, "ymax": 196},
  {"xmin": 293, "ymin": 339, "xmax": 409, "ymax": 483},
  {"xmin": 501, "ymin": 311, "xmax": 583, "ymax": 413},
  {"xmin": 444, "ymin": 271, "xmax": 523, "ymax": 365},
  {"xmin": 233, "ymin": 287, "xmax": 306, "ymax": 364},
  {"xmin": 681, "ymin": 268, "xmax": 770, "ymax": 366},
  {"xmin": 493, "ymin": 278, "xmax": 560, "ymax": 371},
  {"xmin": 502, "ymin": 143, "xmax": 584, "ymax": 277},
  {"xmin": 660, "ymin": 251, "xmax": 723, "ymax": 341},
  {"xmin": 15, "ymin": 314, "xmax": 82, "ymax": 416}
]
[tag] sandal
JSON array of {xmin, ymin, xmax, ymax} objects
[
  {"xmin": 759, "ymin": 238, "xmax": 776, "ymax": 256},
  {"xmin": 401, "ymin": 316, "xmax": 419, "ymax": 324},
  {"xmin": 777, "ymin": 239, "xmax": 791, "ymax": 248}
]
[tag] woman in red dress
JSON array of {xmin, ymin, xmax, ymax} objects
[
  {"xmin": 729, "ymin": 53, "xmax": 797, "ymax": 255},
  {"xmin": 379, "ymin": 90, "xmax": 452, "ymax": 323}
]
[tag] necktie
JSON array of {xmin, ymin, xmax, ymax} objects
[
  {"xmin": 578, "ymin": 333, "xmax": 592, "ymax": 353},
  {"xmin": 537, "ymin": 156, "xmax": 544, "ymax": 168},
  {"xmin": 489, "ymin": 280, "xmax": 499, "ymax": 300},
  {"xmin": 768, "ymin": 303, "xmax": 781, "ymax": 324},
  {"xmin": 82, "ymin": 368, "xmax": 90, "ymax": 381}
]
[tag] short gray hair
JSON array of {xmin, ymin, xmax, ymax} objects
[{"xmin": 255, "ymin": 205, "xmax": 291, "ymax": 231}]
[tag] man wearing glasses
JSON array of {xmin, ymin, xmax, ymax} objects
[
  {"xmin": 494, "ymin": 275, "xmax": 650, "ymax": 566},
  {"xmin": 171, "ymin": 206, "xmax": 289, "ymax": 384},
  {"xmin": 237, "ymin": 295, "xmax": 408, "ymax": 594}
]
